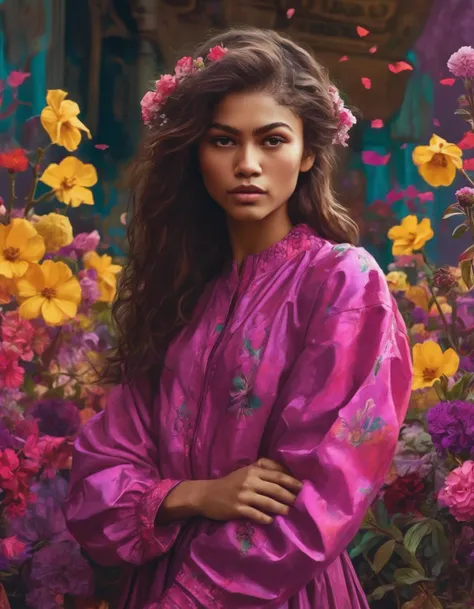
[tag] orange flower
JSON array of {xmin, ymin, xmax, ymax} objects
[{"xmin": 0, "ymin": 148, "xmax": 29, "ymax": 173}]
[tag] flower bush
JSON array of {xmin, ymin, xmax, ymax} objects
[
  {"xmin": 0, "ymin": 75, "xmax": 120, "ymax": 609},
  {"xmin": 350, "ymin": 46, "xmax": 474, "ymax": 609}
]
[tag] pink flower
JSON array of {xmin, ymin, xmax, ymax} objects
[
  {"xmin": 207, "ymin": 45, "xmax": 228, "ymax": 62},
  {"xmin": 30, "ymin": 322, "xmax": 51, "ymax": 357},
  {"xmin": 6, "ymin": 70, "xmax": 30, "ymax": 88},
  {"xmin": 155, "ymin": 74, "xmax": 178, "ymax": 97},
  {"xmin": 175, "ymin": 56, "xmax": 194, "ymax": 79},
  {"xmin": 1, "ymin": 311, "xmax": 36, "ymax": 361},
  {"xmin": 36, "ymin": 436, "xmax": 73, "ymax": 479},
  {"xmin": 0, "ymin": 346, "xmax": 24, "ymax": 390},
  {"xmin": 0, "ymin": 536, "xmax": 27, "ymax": 560},
  {"xmin": 438, "ymin": 460, "xmax": 474, "ymax": 522},
  {"xmin": 329, "ymin": 86, "xmax": 357, "ymax": 146},
  {"xmin": 73, "ymin": 230, "xmax": 100, "ymax": 253},
  {"xmin": 447, "ymin": 46, "xmax": 474, "ymax": 78},
  {"xmin": 140, "ymin": 90, "xmax": 163, "ymax": 127}
]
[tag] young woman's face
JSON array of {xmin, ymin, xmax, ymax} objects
[{"xmin": 198, "ymin": 91, "xmax": 314, "ymax": 224}]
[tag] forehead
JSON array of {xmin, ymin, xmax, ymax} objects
[{"xmin": 211, "ymin": 91, "xmax": 301, "ymax": 131}]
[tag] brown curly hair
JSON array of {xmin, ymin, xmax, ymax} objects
[{"xmin": 102, "ymin": 27, "xmax": 359, "ymax": 386}]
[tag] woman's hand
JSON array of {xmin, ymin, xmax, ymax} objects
[{"xmin": 195, "ymin": 458, "xmax": 303, "ymax": 525}]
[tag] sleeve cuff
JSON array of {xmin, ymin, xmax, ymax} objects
[
  {"xmin": 155, "ymin": 584, "xmax": 200, "ymax": 608},
  {"xmin": 136, "ymin": 479, "xmax": 183, "ymax": 557}
]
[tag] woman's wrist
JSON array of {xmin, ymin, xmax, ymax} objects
[{"xmin": 155, "ymin": 479, "xmax": 213, "ymax": 524}]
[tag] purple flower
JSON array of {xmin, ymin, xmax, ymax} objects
[
  {"xmin": 427, "ymin": 400, "xmax": 474, "ymax": 455},
  {"xmin": 447, "ymin": 46, "xmax": 474, "ymax": 78},
  {"xmin": 30, "ymin": 399, "xmax": 80, "ymax": 437},
  {"xmin": 79, "ymin": 268, "xmax": 100, "ymax": 304},
  {"xmin": 411, "ymin": 306, "xmax": 428, "ymax": 325},
  {"xmin": 456, "ymin": 187, "xmax": 474, "ymax": 208}
]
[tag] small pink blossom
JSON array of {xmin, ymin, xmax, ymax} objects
[
  {"xmin": 0, "ymin": 536, "xmax": 27, "ymax": 560},
  {"xmin": 155, "ymin": 74, "xmax": 178, "ymax": 97},
  {"xmin": 0, "ymin": 346, "xmax": 24, "ymax": 390},
  {"xmin": 30, "ymin": 322, "xmax": 51, "ymax": 357},
  {"xmin": 207, "ymin": 45, "xmax": 228, "ymax": 62},
  {"xmin": 174, "ymin": 56, "xmax": 194, "ymax": 79},
  {"xmin": 438, "ymin": 460, "xmax": 474, "ymax": 522},
  {"xmin": 1, "ymin": 311, "xmax": 36, "ymax": 361},
  {"xmin": 447, "ymin": 46, "xmax": 474, "ymax": 78},
  {"xmin": 0, "ymin": 202, "xmax": 6, "ymax": 216},
  {"xmin": 329, "ymin": 86, "xmax": 357, "ymax": 146},
  {"xmin": 140, "ymin": 90, "xmax": 164, "ymax": 127},
  {"xmin": 74, "ymin": 230, "xmax": 100, "ymax": 253},
  {"xmin": 6, "ymin": 70, "xmax": 30, "ymax": 88},
  {"xmin": 37, "ymin": 436, "xmax": 73, "ymax": 479}
]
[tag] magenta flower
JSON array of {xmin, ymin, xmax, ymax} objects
[
  {"xmin": 140, "ymin": 90, "xmax": 164, "ymax": 127},
  {"xmin": 0, "ymin": 345, "xmax": 24, "ymax": 390},
  {"xmin": 438, "ymin": 460, "xmax": 474, "ymax": 522},
  {"xmin": 175, "ymin": 56, "xmax": 194, "ymax": 79},
  {"xmin": 447, "ymin": 46, "xmax": 474, "ymax": 78},
  {"xmin": 207, "ymin": 45, "xmax": 228, "ymax": 62},
  {"xmin": 1, "ymin": 310, "xmax": 36, "ymax": 361}
]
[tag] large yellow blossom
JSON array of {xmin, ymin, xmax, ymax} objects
[
  {"xmin": 412, "ymin": 340, "xmax": 459, "ymax": 390},
  {"xmin": 84, "ymin": 251, "xmax": 121, "ymax": 303},
  {"xmin": 40, "ymin": 90, "xmax": 91, "ymax": 151},
  {"xmin": 387, "ymin": 215, "xmax": 434, "ymax": 255},
  {"xmin": 40, "ymin": 157, "xmax": 97, "ymax": 207},
  {"xmin": 405, "ymin": 285, "xmax": 430, "ymax": 312},
  {"xmin": 412, "ymin": 134, "xmax": 462, "ymax": 187},
  {"xmin": 386, "ymin": 271, "xmax": 410, "ymax": 292},
  {"xmin": 16, "ymin": 260, "xmax": 82, "ymax": 326},
  {"xmin": 34, "ymin": 213, "xmax": 73, "ymax": 252},
  {"xmin": 0, "ymin": 219, "xmax": 45, "ymax": 278}
]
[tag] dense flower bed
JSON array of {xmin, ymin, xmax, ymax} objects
[{"xmin": 1, "ymin": 46, "xmax": 474, "ymax": 609}]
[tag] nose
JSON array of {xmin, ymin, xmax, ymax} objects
[{"xmin": 234, "ymin": 144, "xmax": 262, "ymax": 178}]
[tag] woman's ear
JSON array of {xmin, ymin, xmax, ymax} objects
[{"xmin": 300, "ymin": 153, "xmax": 315, "ymax": 173}]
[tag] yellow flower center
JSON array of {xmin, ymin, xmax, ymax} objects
[
  {"xmin": 42, "ymin": 287, "xmax": 57, "ymax": 299},
  {"xmin": 60, "ymin": 176, "xmax": 77, "ymax": 191},
  {"xmin": 422, "ymin": 367, "xmax": 438, "ymax": 383},
  {"xmin": 430, "ymin": 153, "xmax": 447, "ymax": 168},
  {"xmin": 3, "ymin": 247, "xmax": 20, "ymax": 261}
]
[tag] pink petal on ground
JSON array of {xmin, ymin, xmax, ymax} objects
[
  {"xmin": 388, "ymin": 61, "xmax": 413, "ymax": 73},
  {"xmin": 286, "ymin": 8, "xmax": 295, "ymax": 18},
  {"xmin": 440, "ymin": 78, "xmax": 456, "ymax": 86},
  {"xmin": 361, "ymin": 77, "xmax": 372, "ymax": 89},
  {"xmin": 371, "ymin": 119, "xmax": 384, "ymax": 128},
  {"xmin": 357, "ymin": 26, "xmax": 370, "ymax": 37},
  {"xmin": 362, "ymin": 151, "xmax": 391, "ymax": 165}
]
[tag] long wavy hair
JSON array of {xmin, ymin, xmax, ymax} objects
[{"xmin": 102, "ymin": 27, "xmax": 359, "ymax": 386}]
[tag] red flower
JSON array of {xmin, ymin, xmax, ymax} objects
[
  {"xmin": 383, "ymin": 472, "xmax": 425, "ymax": 514},
  {"xmin": 207, "ymin": 45, "xmax": 228, "ymax": 62},
  {"xmin": 0, "ymin": 148, "xmax": 29, "ymax": 173}
]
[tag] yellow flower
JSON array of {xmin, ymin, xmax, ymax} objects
[
  {"xmin": 387, "ymin": 215, "xmax": 434, "ymax": 255},
  {"xmin": 84, "ymin": 251, "xmax": 121, "ymax": 303},
  {"xmin": 40, "ymin": 157, "xmax": 97, "ymax": 207},
  {"xmin": 33, "ymin": 213, "xmax": 73, "ymax": 252},
  {"xmin": 405, "ymin": 285, "xmax": 430, "ymax": 311},
  {"xmin": 16, "ymin": 260, "xmax": 82, "ymax": 326},
  {"xmin": 386, "ymin": 271, "xmax": 410, "ymax": 292},
  {"xmin": 412, "ymin": 340, "xmax": 459, "ymax": 390},
  {"xmin": 412, "ymin": 134, "xmax": 462, "ymax": 187},
  {"xmin": 0, "ymin": 219, "xmax": 45, "ymax": 278},
  {"xmin": 429, "ymin": 296, "xmax": 452, "ymax": 316},
  {"xmin": 40, "ymin": 90, "xmax": 91, "ymax": 151}
]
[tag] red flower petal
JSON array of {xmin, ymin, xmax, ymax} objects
[
  {"xmin": 440, "ymin": 78, "xmax": 456, "ymax": 86},
  {"xmin": 361, "ymin": 77, "xmax": 372, "ymax": 89},
  {"xmin": 356, "ymin": 26, "xmax": 370, "ymax": 37},
  {"xmin": 286, "ymin": 8, "xmax": 295, "ymax": 18},
  {"xmin": 388, "ymin": 61, "xmax": 413, "ymax": 74}
]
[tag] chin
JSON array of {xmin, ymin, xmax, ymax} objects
[{"xmin": 226, "ymin": 205, "xmax": 271, "ymax": 223}]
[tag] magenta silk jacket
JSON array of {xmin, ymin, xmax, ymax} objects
[{"xmin": 64, "ymin": 224, "xmax": 412, "ymax": 609}]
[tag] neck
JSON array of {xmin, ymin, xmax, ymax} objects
[{"xmin": 227, "ymin": 209, "xmax": 293, "ymax": 266}]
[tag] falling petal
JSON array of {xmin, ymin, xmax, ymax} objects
[
  {"xmin": 440, "ymin": 78, "xmax": 455, "ymax": 86},
  {"xmin": 94, "ymin": 144, "xmax": 109, "ymax": 150},
  {"xmin": 418, "ymin": 192, "xmax": 434, "ymax": 203},
  {"xmin": 7, "ymin": 71, "xmax": 30, "ymax": 88},
  {"xmin": 388, "ymin": 61, "xmax": 413, "ymax": 73},
  {"xmin": 339, "ymin": 55, "xmax": 349, "ymax": 62},
  {"xmin": 458, "ymin": 132, "xmax": 474, "ymax": 149},
  {"xmin": 433, "ymin": 118, "xmax": 440, "ymax": 126},
  {"xmin": 400, "ymin": 144, "xmax": 408, "ymax": 149},
  {"xmin": 361, "ymin": 77, "xmax": 372, "ymax": 89},
  {"xmin": 357, "ymin": 26, "xmax": 370, "ymax": 37},
  {"xmin": 371, "ymin": 119, "xmax": 384, "ymax": 128},
  {"xmin": 120, "ymin": 213, "xmax": 127, "ymax": 225},
  {"xmin": 362, "ymin": 151, "xmax": 391, "ymax": 165},
  {"xmin": 286, "ymin": 8, "xmax": 295, "ymax": 18},
  {"xmin": 464, "ymin": 158, "xmax": 474, "ymax": 171},
  {"xmin": 404, "ymin": 185, "xmax": 419, "ymax": 198},
  {"xmin": 369, "ymin": 46, "xmax": 377, "ymax": 54},
  {"xmin": 386, "ymin": 188, "xmax": 405, "ymax": 204}
]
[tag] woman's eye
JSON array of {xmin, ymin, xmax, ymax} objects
[
  {"xmin": 265, "ymin": 136, "xmax": 286, "ymax": 147},
  {"xmin": 212, "ymin": 136, "xmax": 234, "ymax": 147}
]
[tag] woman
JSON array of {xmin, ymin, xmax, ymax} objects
[{"xmin": 64, "ymin": 27, "xmax": 413, "ymax": 609}]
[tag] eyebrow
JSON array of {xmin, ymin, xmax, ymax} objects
[{"xmin": 208, "ymin": 121, "xmax": 294, "ymax": 135}]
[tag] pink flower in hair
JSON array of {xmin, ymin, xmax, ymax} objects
[
  {"xmin": 207, "ymin": 45, "xmax": 228, "ymax": 62},
  {"xmin": 140, "ymin": 90, "xmax": 164, "ymax": 127},
  {"xmin": 155, "ymin": 74, "xmax": 178, "ymax": 97},
  {"xmin": 447, "ymin": 46, "xmax": 474, "ymax": 78},
  {"xmin": 175, "ymin": 56, "xmax": 194, "ymax": 79},
  {"xmin": 329, "ymin": 86, "xmax": 357, "ymax": 146}
]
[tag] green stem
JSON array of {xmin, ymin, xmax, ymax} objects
[
  {"xmin": 32, "ymin": 189, "xmax": 55, "ymax": 205},
  {"xmin": 24, "ymin": 148, "xmax": 45, "ymax": 217},
  {"xmin": 460, "ymin": 168, "xmax": 474, "ymax": 187},
  {"xmin": 6, "ymin": 171, "xmax": 15, "ymax": 223}
]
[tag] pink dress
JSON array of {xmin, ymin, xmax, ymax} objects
[{"xmin": 64, "ymin": 224, "xmax": 412, "ymax": 608}]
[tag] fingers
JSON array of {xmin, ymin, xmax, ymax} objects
[
  {"xmin": 256, "ymin": 457, "xmax": 287, "ymax": 473},
  {"xmin": 238, "ymin": 505, "xmax": 273, "ymax": 525},
  {"xmin": 257, "ymin": 468, "xmax": 303, "ymax": 493},
  {"xmin": 254, "ymin": 480, "xmax": 297, "ymax": 506},
  {"xmin": 243, "ymin": 491, "xmax": 292, "ymax": 517}
]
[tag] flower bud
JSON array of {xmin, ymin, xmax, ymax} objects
[
  {"xmin": 433, "ymin": 267, "xmax": 457, "ymax": 293},
  {"xmin": 456, "ymin": 187, "xmax": 474, "ymax": 208}
]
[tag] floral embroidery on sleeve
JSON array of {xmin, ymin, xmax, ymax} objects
[{"xmin": 332, "ymin": 398, "xmax": 387, "ymax": 447}]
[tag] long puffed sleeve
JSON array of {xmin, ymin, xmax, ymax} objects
[
  {"xmin": 64, "ymin": 378, "xmax": 184, "ymax": 567},
  {"xmin": 157, "ymin": 269, "xmax": 412, "ymax": 607}
]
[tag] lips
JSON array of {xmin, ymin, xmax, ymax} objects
[{"xmin": 228, "ymin": 185, "xmax": 267, "ymax": 194}]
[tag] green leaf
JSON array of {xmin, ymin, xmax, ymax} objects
[
  {"xmin": 443, "ymin": 202, "xmax": 465, "ymax": 220},
  {"xmin": 394, "ymin": 567, "xmax": 430, "ymax": 585},
  {"xmin": 372, "ymin": 539, "xmax": 396, "ymax": 573},
  {"xmin": 349, "ymin": 531, "xmax": 381, "ymax": 559},
  {"xmin": 460, "ymin": 258, "xmax": 474, "ymax": 289},
  {"xmin": 361, "ymin": 508, "xmax": 377, "ymax": 529},
  {"xmin": 452, "ymin": 223, "xmax": 469, "ymax": 238},
  {"xmin": 455, "ymin": 108, "xmax": 472, "ymax": 117},
  {"xmin": 459, "ymin": 243, "xmax": 474, "ymax": 262},
  {"xmin": 403, "ymin": 520, "xmax": 433, "ymax": 555},
  {"xmin": 367, "ymin": 584, "xmax": 396, "ymax": 601},
  {"xmin": 394, "ymin": 545, "xmax": 426, "ymax": 575}
]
